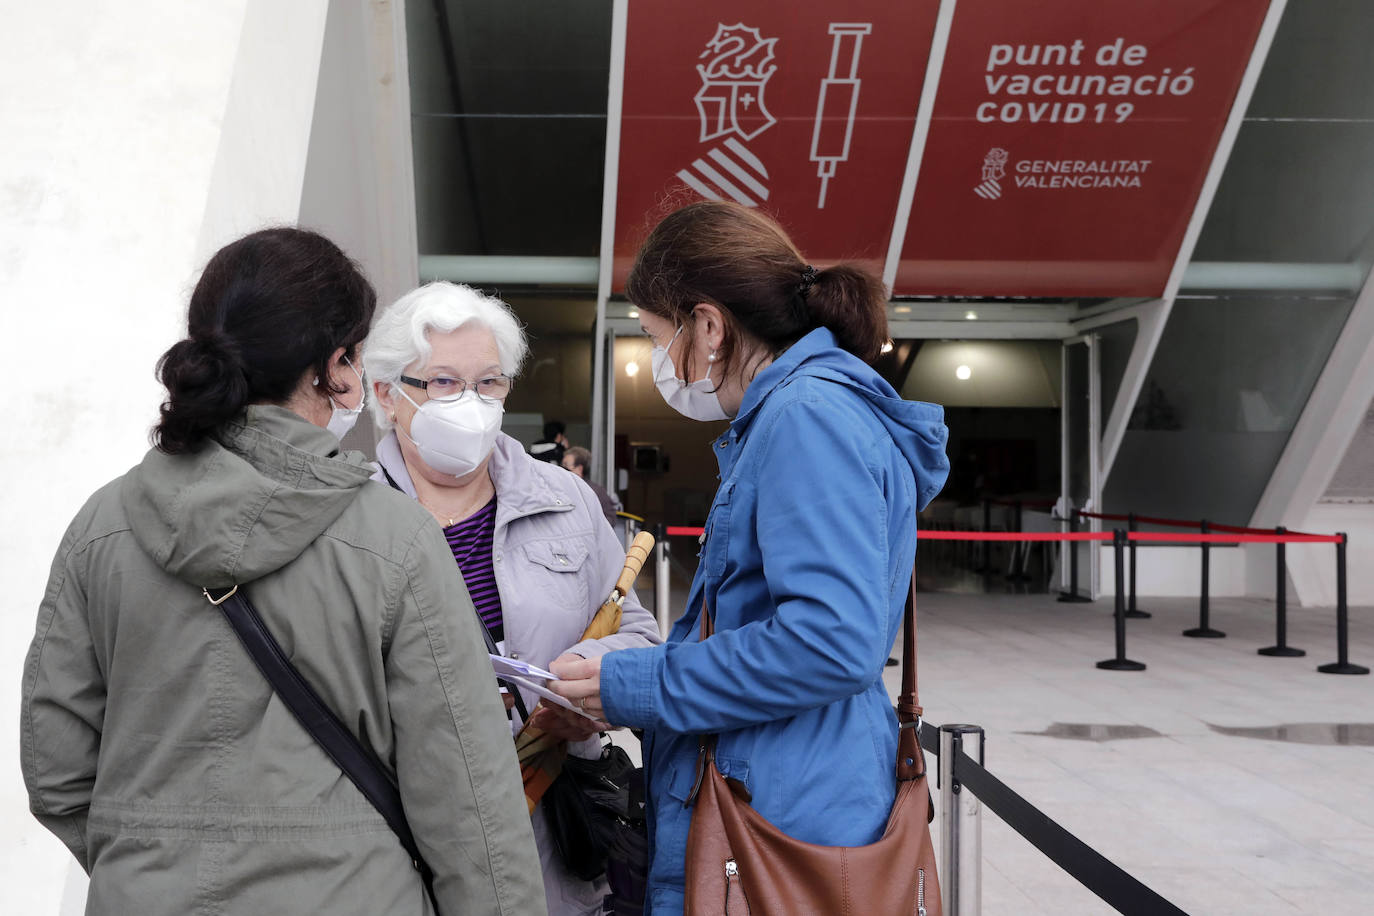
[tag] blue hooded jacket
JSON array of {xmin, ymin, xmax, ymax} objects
[{"xmin": 601, "ymin": 327, "xmax": 949, "ymax": 914}]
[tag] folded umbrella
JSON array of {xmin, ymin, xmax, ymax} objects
[{"xmin": 517, "ymin": 530, "xmax": 656, "ymax": 813}]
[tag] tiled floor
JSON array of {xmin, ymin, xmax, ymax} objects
[
  {"xmin": 627, "ymin": 566, "xmax": 1374, "ymax": 913},
  {"xmin": 892, "ymin": 590, "xmax": 1374, "ymax": 915}
]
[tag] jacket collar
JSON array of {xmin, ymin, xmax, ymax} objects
[
  {"xmin": 729, "ymin": 326, "xmax": 839, "ymax": 436},
  {"xmin": 373, "ymin": 431, "xmax": 572, "ymax": 527}
]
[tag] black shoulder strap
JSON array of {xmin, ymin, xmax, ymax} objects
[
  {"xmin": 378, "ymin": 461, "xmax": 406, "ymax": 493},
  {"xmin": 206, "ymin": 586, "xmax": 438, "ymax": 907}
]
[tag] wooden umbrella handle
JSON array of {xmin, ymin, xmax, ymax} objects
[{"xmin": 614, "ymin": 531, "xmax": 656, "ymax": 597}]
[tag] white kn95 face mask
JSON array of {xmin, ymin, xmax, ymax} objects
[
  {"xmin": 398, "ymin": 388, "xmax": 503, "ymax": 477},
  {"xmin": 651, "ymin": 325, "xmax": 731, "ymax": 422}
]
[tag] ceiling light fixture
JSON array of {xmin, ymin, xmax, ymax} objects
[
  {"xmin": 965, "ymin": 311, "xmax": 978, "ymax": 320},
  {"xmin": 880, "ymin": 340, "xmax": 895, "ymax": 354},
  {"xmin": 625, "ymin": 361, "xmax": 639, "ymax": 378},
  {"xmin": 955, "ymin": 365, "xmax": 972, "ymax": 380}
]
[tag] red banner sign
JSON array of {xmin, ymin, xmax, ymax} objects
[
  {"xmin": 613, "ymin": 2, "xmax": 939, "ymax": 291},
  {"xmin": 893, "ymin": 0, "xmax": 1271, "ymax": 298}
]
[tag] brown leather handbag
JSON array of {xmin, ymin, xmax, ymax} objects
[{"xmin": 684, "ymin": 570, "xmax": 941, "ymax": 916}]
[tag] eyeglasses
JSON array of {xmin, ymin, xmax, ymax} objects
[{"xmin": 399, "ymin": 373, "xmax": 512, "ymax": 403}]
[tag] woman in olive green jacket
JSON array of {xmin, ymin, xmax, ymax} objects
[{"xmin": 20, "ymin": 228, "xmax": 545, "ymax": 915}]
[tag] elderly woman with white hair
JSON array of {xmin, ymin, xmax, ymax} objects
[{"xmin": 362, "ymin": 281, "xmax": 661, "ymax": 916}]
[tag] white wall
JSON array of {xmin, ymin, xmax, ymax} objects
[
  {"xmin": 0, "ymin": 2, "xmax": 329, "ymax": 912},
  {"xmin": 1099, "ymin": 544, "xmax": 1248, "ymax": 599},
  {"xmin": 1285, "ymin": 505, "xmax": 1374, "ymax": 609}
]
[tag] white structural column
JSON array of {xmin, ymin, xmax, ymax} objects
[
  {"xmin": 0, "ymin": 2, "xmax": 330, "ymax": 913},
  {"xmin": 300, "ymin": 0, "xmax": 419, "ymax": 310},
  {"xmin": 1249, "ymin": 268, "xmax": 1374, "ymax": 606},
  {"xmin": 593, "ymin": 0, "xmax": 630, "ymax": 490},
  {"xmin": 1097, "ymin": 0, "xmax": 1290, "ymax": 484},
  {"xmin": 881, "ymin": 0, "xmax": 957, "ymax": 294},
  {"xmin": 195, "ymin": 2, "xmax": 332, "ymax": 263}
]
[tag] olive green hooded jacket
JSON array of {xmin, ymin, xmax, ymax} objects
[{"xmin": 20, "ymin": 406, "xmax": 545, "ymax": 915}]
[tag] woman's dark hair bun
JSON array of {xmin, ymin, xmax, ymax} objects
[
  {"xmin": 152, "ymin": 227, "xmax": 376, "ymax": 454},
  {"xmin": 155, "ymin": 335, "xmax": 250, "ymax": 455}
]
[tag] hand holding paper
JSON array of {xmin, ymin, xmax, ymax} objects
[
  {"xmin": 489, "ymin": 653, "xmax": 601, "ymax": 722},
  {"xmin": 547, "ymin": 655, "xmax": 605, "ymax": 722}
]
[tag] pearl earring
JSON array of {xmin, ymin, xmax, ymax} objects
[{"xmin": 707, "ymin": 350, "xmax": 717, "ymax": 363}]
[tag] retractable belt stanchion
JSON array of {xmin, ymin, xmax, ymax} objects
[
  {"xmin": 980, "ymin": 499, "xmax": 992, "ymax": 574},
  {"xmin": 1057, "ymin": 509, "xmax": 1092, "ymax": 603},
  {"xmin": 1007, "ymin": 500, "xmax": 1031, "ymax": 582},
  {"xmin": 1098, "ymin": 529, "xmax": 1146, "ymax": 671},
  {"xmin": 653, "ymin": 523, "xmax": 671, "ymax": 639},
  {"xmin": 1183, "ymin": 520, "xmax": 1226, "ymax": 638},
  {"xmin": 939, "ymin": 724, "xmax": 985, "ymax": 916},
  {"xmin": 1259, "ymin": 526, "xmax": 1304, "ymax": 658},
  {"xmin": 1318, "ymin": 533, "xmax": 1369, "ymax": 675},
  {"xmin": 1125, "ymin": 513, "xmax": 1149, "ymax": 619}
]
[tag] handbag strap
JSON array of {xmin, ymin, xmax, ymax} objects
[
  {"xmin": 205, "ymin": 586, "xmax": 439, "ymax": 907},
  {"xmin": 472, "ymin": 605, "xmax": 531, "ymax": 724},
  {"xmin": 694, "ymin": 563, "xmax": 926, "ymax": 785},
  {"xmin": 894, "ymin": 567, "xmax": 925, "ymax": 782}
]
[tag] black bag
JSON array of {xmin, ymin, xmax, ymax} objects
[
  {"xmin": 542, "ymin": 740, "xmax": 648, "ymax": 896},
  {"xmin": 602, "ymin": 815, "xmax": 650, "ymax": 916}
]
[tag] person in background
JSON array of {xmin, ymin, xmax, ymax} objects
[
  {"xmin": 531, "ymin": 419, "xmax": 570, "ymax": 465},
  {"xmin": 548, "ymin": 201, "xmax": 949, "ymax": 914},
  {"xmin": 21, "ymin": 228, "xmax": 544, "ymax": 915},
  {"xmin": 562, "ymin": 445, "xmax": 622, "ymax": 528},
  {"xmin": 362, "ymin": 281, "xmax": 662, "ymax": 916},
  {"xmin": 529, "ymin": 440, "xmax": 562, "ymax": 463}
]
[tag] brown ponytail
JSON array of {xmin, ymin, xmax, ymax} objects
[
  {"xmin": 625, "ymin": 201, "xmax": 889, "ymax": 377},
  {"xmin": 803, "ymin": 263, "xmax": 889, "ymax": 363}
]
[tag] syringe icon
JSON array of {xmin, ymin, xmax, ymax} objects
[{"xmin": 810, "ymin": 23, "xmax": 872, "ymax": 209}]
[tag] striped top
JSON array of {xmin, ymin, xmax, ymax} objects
[{"xmin": 443, "ymin": 497, "xmax": 503, "ymax": 643}]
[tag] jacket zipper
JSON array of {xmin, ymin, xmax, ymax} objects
[
  {"xmin": 725, "ymin": 858, "xmax": 750, "ymax": 916},
  {"xmin": 917, "ymin": 867, "xmax": 926, "ymax": 916}
]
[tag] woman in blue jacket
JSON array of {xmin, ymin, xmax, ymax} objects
[{"xmin": 551, "ymin": 201, "xmax": 949, "ymax": 914}]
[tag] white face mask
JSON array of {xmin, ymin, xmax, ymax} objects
[
  {"xmin": 397, "ymin": 388, "xmax": 503, "ymax": 477},
  {"xmin": 651, "ymin": 325, "xmax": 731, "ymax": 422},
  {"xmin": 326, "ymin": 357, "xmax": 366, "ymax": 440}
]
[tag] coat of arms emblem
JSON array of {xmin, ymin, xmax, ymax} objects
[{"xmin": 694, "ymin": 24, "xmax": 779, "ymax": 143}]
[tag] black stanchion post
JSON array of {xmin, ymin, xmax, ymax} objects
[
  {"xmin": 1057, "ymin": 508, "xmax": 1092, "ymax": 603},
  {"xmin": 981, "ymin": 498, "xmax": 992, "ymax": 574},
  {"xmin": 1183, "ymin": 520, "xmax": 1226, "ymax": 638},
  {"xmin": 1318, "ymin": 533, "xmax": 1369, "ymax": 675},
  {"xmin": 1125, "ymin": 513, "xmax": 1150, "ymax": 619},
  {"xmin": 1098, "ymin": 529, "xmax": 1146, "ymax": 671},
  {"xmin": 1259, "ymin": 526, "xmax": 1304, "ymax": 657},
  {"xmin": 1007, "ymin": 500, "xmax": 1030, "ymax": 582}
]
